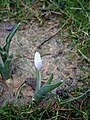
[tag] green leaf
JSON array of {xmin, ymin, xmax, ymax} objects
[
  {"xmin": 4, "ymin": 54, "xmax": 13, "ymax": 68},
  {"xmin": 3, "ymin": 23, "xmax": 20, "ymax": 53},
  {"xmin": 0, "ymin": 54, "xmax": 13, "ymax": 80},
  {"xmin": 0, "ymin": 23, "xmax": 20, "ymax": 62},
  {"xmin": 44, "ymin": 73, "xmax": 53, "ymax": 85},
  {"xmin": 0, "ymin": 47, "xmax": 3, "ymax": 52},
  {"xmin": 34, "ymin": 80, "xmax": 63, "ymax": 102}
]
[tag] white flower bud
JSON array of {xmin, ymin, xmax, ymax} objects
[{"xmin": 34, "ymin": 52, "xmax": 42, "ymax": 70}]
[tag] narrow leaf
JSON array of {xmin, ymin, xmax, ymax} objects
[
  {"xmin": 34, "ymin": 80, "xmax": 63, "ymax": 101},
  {"xmin": 0, "ymin": 54, "xmax": 13, "ymax": 80},
  {"xmin": 4, "ymin": 54, "xmax": 13, "ymax": 68},
  {"xmin": 44, "ymin": 73, "xmax": 53, "ymax": 85},
  {"xmin": 3, "ymin": 23, "xmax": 20, "ymax": 53}
]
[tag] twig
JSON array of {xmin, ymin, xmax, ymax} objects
[
  {"xmin": 49, "ymin": 0, "xmax": 65, "ymax": 14},
  {"xmin": 51, "ymin": 10, "xmax": 63, "ymax": 15},
  {"xmin": 64, "ymin": 25, "xmax": 72, "ymax": 32},
  {"xmin": 37, "ymin": 17, "xmax": 71, "ymax": 49},
  {"xmin": 0, "ymin": 79, "xmax": 8, "ymax": 88},
  {"xmin": 15, "ymin": 81, "xmax": 25, "ymax": 96},
  {"xmin": 80, "ymin": 96, "xmax": 86, "ymax": 111},
  {"xmin": 49, "ymin": 106, "xmax": 73, "ymax": 112},
  {"xmin": 19, "ymin": 0, "xmax": 42, "ymax": 24},
  {"xmin": 60, "ymin": 89, "xmax": 90, "ymax": 105},
  {"xmin": 78, "ymin": 49, "xmax": 90, "ymax": 62},
  {"xmin": 19, "ymin": 0, "xmax": 33, "ymax": 11}
]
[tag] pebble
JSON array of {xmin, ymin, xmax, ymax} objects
[{"xmin": 5, "ymin": 24, "xmax": 15, "ymax": 31}]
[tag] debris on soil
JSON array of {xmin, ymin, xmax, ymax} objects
[{"xmin": 0, "ymin": 20, "xmax": 88, "ymax": 105}]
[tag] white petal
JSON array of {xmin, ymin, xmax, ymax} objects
[{"xmin": 34, "ymin": 52, "xmax": 42, "ymax": 70}]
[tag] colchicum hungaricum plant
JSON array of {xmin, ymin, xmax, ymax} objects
[
  {"xmin": 34, "ymin": 52, "xmax": 63, "ymax": 102},
  {"xmin": 0, "ymin": 23, "xmax": 20, "ymax": 80}
]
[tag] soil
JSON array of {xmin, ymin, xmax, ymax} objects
[{"xmin": 0, "ymin": 18, "xmax": 87, "ymax": 105}]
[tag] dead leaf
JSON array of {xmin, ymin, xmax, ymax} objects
[
  {"xmin": 25, "ymin": 77, "xmax": 36, "ymax": 89},
  {"xmin": 66, "ymin": 65, "xmax": 77, "ymax": 69}
]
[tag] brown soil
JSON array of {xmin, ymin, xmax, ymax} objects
[{"xmin": 0, "ymin": 19, "xmax": 87, "ymax": 105}]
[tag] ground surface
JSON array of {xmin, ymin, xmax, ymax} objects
[{"xmin": 0, "ymin": 19, "xmax": 86, "ymax": 105}]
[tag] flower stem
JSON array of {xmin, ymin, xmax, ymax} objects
[{"xmin": 35, "ymin": 69, "xmax": 41, "ymax": 92}]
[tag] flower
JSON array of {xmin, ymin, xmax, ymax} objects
[{"xmin": 34, "ymin": 52, "xmax": 42, "ymax": 70}]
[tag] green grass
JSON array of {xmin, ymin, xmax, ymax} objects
[
  {"xmin": 0, "ymin": 90, "xmax": 90, "ymax": 119},
  {"xmin": 0, "ymin": 0, "xmax": 90, "ymax": 119},
  {"xmin": 0, "ymin": 0, "xmax": 33, "ymax": 21}
]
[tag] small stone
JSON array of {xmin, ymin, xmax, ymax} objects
[{"xmin": 5, "ymin": 24, "xmax": 15, "ymax": 31}]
